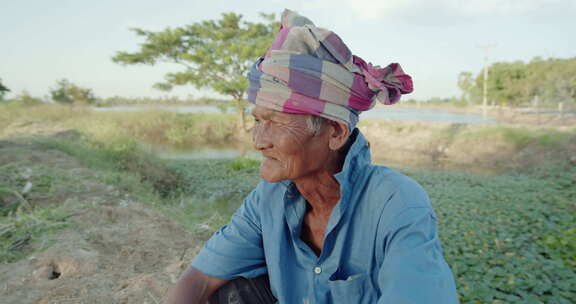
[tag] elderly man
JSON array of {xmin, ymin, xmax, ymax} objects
[{"xmin": 169, "ymin": 9, "xmax": 459, "ymax": 304}]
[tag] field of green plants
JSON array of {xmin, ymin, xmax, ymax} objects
[
  {"xmin": 1, "ymin": 103, "xmax": 575, "ymax": 303},
  {"xmin": 31, "ymin": 138, "xmax": 576, "ymax": 303},
  {"xmin": 158, "ymin": 158, "xmax": 575, "ymax": 304}
]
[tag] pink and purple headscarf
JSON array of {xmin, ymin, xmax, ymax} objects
[{"xmin": 247, "ymin": 9, "xmax": 413, "ymax": 128}]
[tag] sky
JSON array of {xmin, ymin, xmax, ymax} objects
[{"xmin": 1, "ymin": 0, "xmax": 575, "ymax": 101}]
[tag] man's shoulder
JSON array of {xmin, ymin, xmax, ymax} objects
[
  {"xmin": 361, "ymin": 164, "xmax": 431, "ymax": 210},
  {"xmin": 252, "ymin": 180, "xmax": 289, "ymax": 196},
  {"xmin": 243, "ymin": 180, "xmax": 288, "ymax": 209}
]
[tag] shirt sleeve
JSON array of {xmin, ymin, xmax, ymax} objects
[
  {"xmin": 377, "ymin": 207, "xmax": 460, "ymax": 304},
  {"xmin": 191, "ymin": 187, "xmax": 267, "ymax": 280}
]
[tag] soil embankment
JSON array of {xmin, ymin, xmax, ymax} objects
[
  {"xmin": 0, "ymin": 138, "xmax": 197, "ymax": 304},
  {"xmin": 359, "ymin": 121, "xmax": 576, "ymax": 173}
]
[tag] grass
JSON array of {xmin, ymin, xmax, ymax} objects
[
  {"xmin": 0, "ymin": 204, "xmax": 72, "ymax": 263},
  {"xmin": 0, "ymin": 103, "xmax": 243, "ymax": 148},
  {"xmin": 0, "ymin": 129, "xmax": 257, "ymax": 263},
  {"xmin": 40, "ymin": 134, "xmax": 183, "ymax": 197},
  {"xmin": 0, "ymin": 132, "xmax": 182, "ymax": 263},
  {"xmin": 2, "ymin": 103, "xmax": 574, "ymax": 166},
  {"xmin": 463, "ymin": 126, "xmax": 573, "ymax": 150},
  {"xmin": 0, "ymin": 143, "xmax": 86, "ymax": 263},
  {"xmin": 74, "ymin": 110, "xmax": 241, "ymax": 147}
]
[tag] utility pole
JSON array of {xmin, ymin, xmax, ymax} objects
[{"xmin": 479, "ymin": 44, "xmax": 496, "ymax": 119}]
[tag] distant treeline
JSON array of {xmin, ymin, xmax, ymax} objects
[
  {"xmin": 95, "ymin": 96, "xmax": 230, "ymax": 107},
  {"xmin": 0, "ymin": 77, "xmax": 231, "ymax": 108},
  {"xmin": 2, "ymin": 56, "xmax": 574, "ymax": 109},
  {"xmin": 459, "ymin": 57, "xmax": 576, "ymax": 107}
]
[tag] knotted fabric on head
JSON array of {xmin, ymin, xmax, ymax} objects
[{"xmin": 247, "ymin": 9, "xmax": 413, "ymax": 128}]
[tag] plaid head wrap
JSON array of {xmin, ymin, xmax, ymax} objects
[{"xmin": 247, "ymin": 9, "xmax": 413, "ymax": 128}]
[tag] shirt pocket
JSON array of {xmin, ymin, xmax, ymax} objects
[{"xmin": 328, "ymin": 272, "xmax": 367, "ymax": 304}]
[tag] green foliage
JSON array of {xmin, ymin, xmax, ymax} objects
[
  {"xmin": 170, "ymin": 158, "xmax": 260, "ymax": 203},
  {"xmin": 95, "ymin": 95, "xmax": 230, "ymax": 107},
  {"xmin": 151, "ymin": 158, "xmax": 261, "ymax": 240},
  {"xmin": 88, "ymin": 111, "xmax": 239, "ymax": 147},
  {"xmin": 462, "ymin": 57, "xmax": 576, "ymax": 107},
  {"xmin": 0, "ymin": 132, "xmax": 184, "ymax": 263},
  {"xmin": 0, "ymin": 142, "xmax": 80, "ymax": 263},
  {"xmin": 113, "ymin": 12, "xmax": 278, "ymax": 130},
  {"xmin": 50, "ymin": 79, "xmax": 96, "ymax": 105},
  {"xmin": 41, "ymin": 135, "xmax": 183, "ymax": 198},
  {"xmin": 0, "ymin": 206, "xmax": 70, "ymax": 263},
  {"xmin": 457, "ymin": 71, "xmax": 475, "ymax": 104},
  {"xmin": 0, "ymin": 104, "xmax": 84, "ymax": 136},
  {"xmin": 0, "ymin": 78, "xmax": 9, "ymax": 101},
  {"xmin": 0, "ymin": 103, "xmax": 242, "ymax": 148},
  {"xmin": 404, "ymin": 164, "xmax": 576, "ymax": 303},
  {"xmin": 402, "ymin": 96, "xmax": 465, "ymax": 106},
  {"xmin": 540, "ymin": 225, "xmax": 576, "ymax": 269},
  {"xmin": 112, "ymin": 12, "xmax": 278, "ymax": 105},
  {"xmin": 465, "ymin": 126, "xmax": 570, "ymax": 149},
  {"xmin": 227, "ymin": 157, "xmax": 260, "ymax": 171},
  {"xmin": 11, "ymin": 90, "xmax": 43, "ymax": 106}
]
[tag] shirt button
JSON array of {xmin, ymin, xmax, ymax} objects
[{"xmin": 314, "ymin": 266, "xmax": 322, "ymax": 274}]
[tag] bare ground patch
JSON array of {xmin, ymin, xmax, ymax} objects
[{"xmin": 0, "ymin": 137, "xmax": 198, "ymax": 304}]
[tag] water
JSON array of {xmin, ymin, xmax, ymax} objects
[
  {"xmin": 148, "ymin": 144, "xmax": 498, "ymax": 175},
  {"xmin": 361, "ymin": 107, "xmax": 494, "ymax": 124},
  {"xmin": 93, "ymin": 105, "xmax": 223, "ymax": 113},
  {"xmin": 93, "ymin": 106, "xmax": 494, "ymax": 124},
  {"xmin": 102, "ymin": 105, "xmax": 498, "ymax": 173},
  {"xmin": 150, "ymin": 145, "xmax": 262, "ymax": 160}
]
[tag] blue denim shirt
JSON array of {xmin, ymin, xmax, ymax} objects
[{"xmin": 192, "ymin": 130, "xmax": 459, "ymax": 304}]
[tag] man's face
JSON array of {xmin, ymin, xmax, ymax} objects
[{"xmin": 251, "ymin": 106, "xmax": 331, "ymax": 183}]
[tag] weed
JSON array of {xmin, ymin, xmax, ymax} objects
[
  {"xmin": 227, "ymin": 158, "xmax": 260, "ymax": 171},
  {"xmin": 0, "ymin": 204, "xmax": 71, "ymax": 263},
  {"xmin": 464, "ymin": 126, "xmax": 571, "ymax": 149}
]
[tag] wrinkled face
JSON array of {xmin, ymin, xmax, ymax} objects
[{"xmin": 251, "ymin": 106, "xmax": 331, "ymax": 183}]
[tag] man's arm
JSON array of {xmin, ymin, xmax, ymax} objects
[
  {"xmin": 167, "ymin": 267, "xmax": 228, "ymax": 304},
  {"xmin": 168, "ymin": 185, "xmax": 268, "ymax": 303},
  {"xmin": 376, "ymin": 207, "xmax": 459, "ymax": 303}
]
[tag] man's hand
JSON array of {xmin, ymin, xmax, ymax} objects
[{"xmin": 166, "ymin": 267, "xmax": 228, "ymax": 304}]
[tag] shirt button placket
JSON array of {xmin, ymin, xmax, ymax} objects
[{"xmin": 314, "ymin": 266, "xmax": 322, "ymax": 274}]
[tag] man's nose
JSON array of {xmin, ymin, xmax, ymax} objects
[{"xmin": 253, "ymin": 125, "xmax": 273, "ymax": 150}]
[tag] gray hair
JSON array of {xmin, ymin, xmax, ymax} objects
[{"xmin": 307, "ymin": 115, "xmax": 326, "ymax": 135}]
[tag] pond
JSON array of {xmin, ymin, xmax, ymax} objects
[
  {"xmin": 106, "ymin": 105, "xmax": 499, "ymax": 174},
  {"xmin": 146, "ymin": 143, "xmax": 500, "ymax": 175},
  {"xmin": 93, "ymin": 105, "xmax": 495, "ymax": 124},
  {"xmin": 149, "ymin": 145, "xmax": 261, "ymax": 160}
]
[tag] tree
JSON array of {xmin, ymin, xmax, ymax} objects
[
  {"xmin": 13, "ymin": 90, "xmax": 43, "ymax": 106},
  {"xmin": 112, "ymin": 12, "xmax": 279, "ymax": 130},
  {"xmin": 0, "ymin": 78, "xmax": 10, "ymax": 101},
  {"xmin": 542, "ymin": 58, "xmax": 576, "ymax": 106},
  {"xmin": 50, "ymin": 79, "xmax": 96, "ymax": 105},
  {"xmin": 457, "ymin": 72, "xmax": 474, "ymax": 104},
  {"xmin": 459, "ymin": 56, "xmax": 576, "ymax": 107}
]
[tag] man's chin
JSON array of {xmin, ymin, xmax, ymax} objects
[{"xmin": 259, "ymin": 168, "xmax": 285, "ymax": 183}]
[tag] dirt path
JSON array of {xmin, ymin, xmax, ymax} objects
[{"xmin": 0, "ymin": 138, "xmax": 199, "ymax": 304}]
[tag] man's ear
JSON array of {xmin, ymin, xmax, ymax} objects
[{"xmin": 327, "ymin": 121, "xmax": 350, "ymax": 151}]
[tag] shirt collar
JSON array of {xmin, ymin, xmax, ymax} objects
[
  {"xmin": 281, "ymin": 129, "xmax": 373, "ymax": 249},
  {"xmin": 334, "ymin": 128, "xmax": 371, "ymax": 187},
  {"xmin": 280, "ymin": 128, "xmax": 372, "ymax": 198}
]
